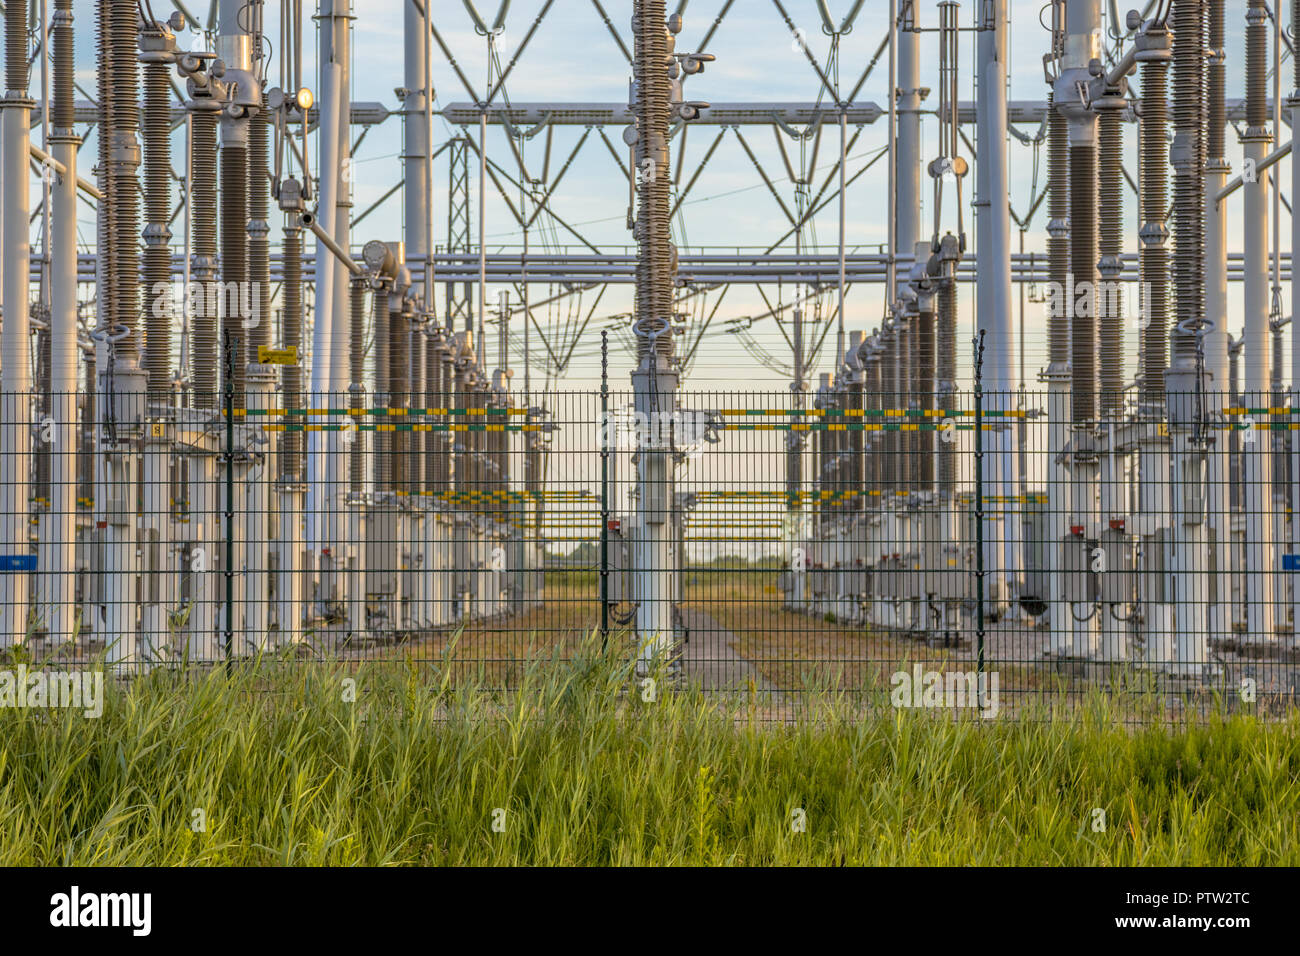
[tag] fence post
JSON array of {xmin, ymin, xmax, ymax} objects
[
  {"xmin": 973, "ymin": 330, "xmax": 987, "ymax": 684},
  {"xmin": 223, "ymin": 329, "xmax": 235, "ymax": 665},
  {"xmin": 600, "ymin": 330, "xmax": 610, "ymax": 649}
]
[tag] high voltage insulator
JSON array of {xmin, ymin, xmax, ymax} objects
[{"xmin": 1137, "ymin": 15, "xmax": 1171, "ymax": 405}]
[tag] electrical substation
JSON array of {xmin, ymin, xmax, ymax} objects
[{"xmin": 0, "ymin": 0, "xmax": 1296, "ymax": 713}]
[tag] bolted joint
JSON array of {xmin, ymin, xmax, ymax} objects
[
  {"xmin": 1046, "ymin": 216, "xmax": 1071, "ymax": 239},
  {"xmin": 1093, "ymin": 87, "xmax": 1128, "ymax": 112},
  {"xmin": 935, "ymin": 232, "xmax": 961, "ymax": 274},
  {"xmin": 1139, "ymin": 221, "xmax": 1170, "ymax": 247},
  {"xmin": 1097, "ymin": 254, "xmax": 1123, "ymax": 277},
  {"xmin": 138, "ymin": 27, "xmax": 178, "ymax": 60},
  {"xmin": 186, "ymin": 82, "xmax": 227, "ymax": 111},
  {"xmin": 246, "ymin": 218, "xmax": 269, "ymax": 240},
  {"xmin": 1133, "ymin": 22, "xmax": 1172, "ymax": 62},
  {"xmin": 221, "ymin": 66, "xmax": 263, "ymax": 113},
  {"xmin": 1053, "ymin": 66, "xmax": 1103, "ymax": 127},
  {"xmin": 191, "ymin": 253, "xmax": 218, "ymax": 278},
  {"xmin": 278, "ymin": 177, "xmax": 304, "ymax": 212},
  {"xmin": 108, "ymin": 130, "xmax": 141, "ymax": 168},
  {"xmin": 1168, "ymin": 130, "xmax": 1201, "ymax": 170},
  {"xmin": 142, "ymin": 223, "xmax": 173, "ymax": 247}
]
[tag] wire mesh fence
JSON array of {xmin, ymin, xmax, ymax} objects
[{"xmin": 2, "ymin": 370, "xmax": 1298, "ymax": 722}]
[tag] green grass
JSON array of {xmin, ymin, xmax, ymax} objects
[{"xmin": 0, "ymin": 634, "xmax": 1297, "ymax": 865}]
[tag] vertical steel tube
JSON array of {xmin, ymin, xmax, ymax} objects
[
  {"xmin": 976, "ymin": 0, "xmax": 1018, "ymax": 609},
  {"xmin": 1241, "ymin": 0, "xmax": 1275, "ymax": 644},
  {"xmin": 308, "ymin": 0, "xmax": 351, "ymax": 613},
  {"xmin": 44, "ymin": 0, "xmax": 78, "ymax": 650},
  {"xmin": 405, "ymin": 0, "xmax": 431, "ymax": 628}
]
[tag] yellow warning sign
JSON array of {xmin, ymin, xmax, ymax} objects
[{"xmin": 258, "ymin": 346, "xmax": 299, "ymax": 366}]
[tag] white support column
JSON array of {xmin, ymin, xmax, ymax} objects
[
  {"xmin": 242, "ymin": 364, "xmax": 276, "ymax": 652},
  {"xmin": 140, "ymin": 433, "xmax": 171, "ymax": 660},
  {"xmin": 307, "ymin": 0, "xmax": 347, "ymax": 613},
  {"xmin": 1242, "ymin": 131, "xmax": 1275, "ymax": 645},
  {"xmin": 1137, "ymin": 424, "xmax": 1173, "ymax": 666},
  {"xmin": 1205, "ymin": 159, "xmax": 1231, "ymax": 647},
  {"xmin": 1170, "ymin": 429, "xmax": 1211, "ymax": 674},
  {"xmin": 405, "ymin": 1, "xmax": 431, "ymax": 629},
  {"xmin": 186, "ymin": 449, "xmax": 219, "ymax": 661},
  {"xmin": 46, "ymin": 49, "xmax": 79, "ymax": 650},
  {"xmin": 894, "ymin": 5, "xmax": 921, "ymax": 596},
  {"xmin": 275, "ymin": 484, "xmax": 305, "ymax": 645},
  {"xmin": 0, "ymin": 91, "xmax": 34, "ymax": 649},
  {"xmin": 102, "ymin": 449, "xmax": 139, "ymax": 668},
  {"xmin": 976, "ymin": 0, "xmax": 1018, "ymax": 611}
]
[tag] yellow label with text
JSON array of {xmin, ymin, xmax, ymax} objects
[{"xmin": 258, "ymin": 346, "xmax": 299, "ymax": 365}]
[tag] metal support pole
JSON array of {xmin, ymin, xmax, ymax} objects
[
  {"xmin": 976, "ymin": 0, "xmax": 1018, "ymax": 612},
  {"xmin": 44, "ymin": 0, "xmax": 79, "ymax": 650},
  {"xmin": 1242, "ymin": 0, "xmax": 1275, "ymax": 645},
  {"xmin": 1, "ymin": 1, "xmax": 35, "ymax": 649},
  {"xmin": 307, "ymin": 0, "xmax": 343, "ymax": 607}
]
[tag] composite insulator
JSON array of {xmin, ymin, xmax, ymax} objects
[
  {"xmin": 409, "ymin": 324, "xmax": 424, "ymax": 493},
  {"xmin": 879, "ymin": 328, "xmax": 896, "ymax": 494},
  {"xmin": 109, "ymin": 0, "xmax": 140, "ymax": 362},
  {"xmin": 3, "ymin": 0, "xmax": 26, "ymax": 92},
  {"xmin": 1293, "ymin": 0, "xmax": 1300, "ymax": 90},
  {"xmin": 349, "ymin": 278, "xmax": 367, "ymax": 496},
  {"xmin": 915, "ymin": 304, "xmax": 935, "ymax": 489},
  {"xmin": 435, "ymin": 344, "xmax": 455, "ymax": 494},
  {"xmin": 220, "ymin": 138, "xmax": 249, "ymax": 406},
  {"xmin": 425, "ymin": 337, "xmax": 444, "ymax": 495},
  {"xmin": 52, "ymin": 1, "xmax": 74, "ymax": 129},
  {"xmin": 937, "ymin": 282, "xmax": 957, "ymax": 492},
  {"xmin": 373, "ymin": 288, "xmax": 391, "ymax": 492},
  {"xmin": 142, "ymin": 54, "xmax": 173, "ymax": 401},
  {"xmin": 189, "ymin": 107, "xmax": 220, "ymax": 408},
  {"xmin": 1098, "ymin": 104, "xmax": 1124, "ymax": 416},
  {"xmin": 1246, "ymin": 1, "xmax": 1267, "ymax": 128},
  {"xmin": 1139, "ymin": 41, "xmax": 1171, "ymax": 403},
  {"xmin": 1046, "ymin": 92, "xmax": 1069, "ymax": 369},
  {"xmin": 96, "ymin": 0, "xmax": 114, "ymax": 346},
  {"xmin": 248, "ymin": 113, "xmax": 271, "ymax": 354},
  {"xmin": 388, "ymin": 296, "xmax": 412, "ymax": 497},
  {"xmin": 1208, "ymin": 1, "xmax": 1225, "ymax": 161},
  {"xmin": 632, "ymin": 0, "xmax": 675, "ymax": 367},
  {"xmin": 457, "ymin": 360, "xmax": 473, "ymax": 503},
  {"xmin": 279, "ymin": 224, "xmax": 303, "ymax": 481},
  {"xmin": 79, "ymin": 354, "xmax": 96, "ymax": 500},
  {"xmin": 861, "ymin": 340, "xmax": 879, "ymax": 492},
  {"xmin": 1069, "ymin": 139, "xmax": 1098, "ymax": 424},
  {"xmin": 1171, "ymin": 0, "xmax": 1207, "ymax": 365}
]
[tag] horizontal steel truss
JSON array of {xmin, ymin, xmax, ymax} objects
[{"xmin": 42, "ymin": 251, "xmax": 1294, "ymax": 285}]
